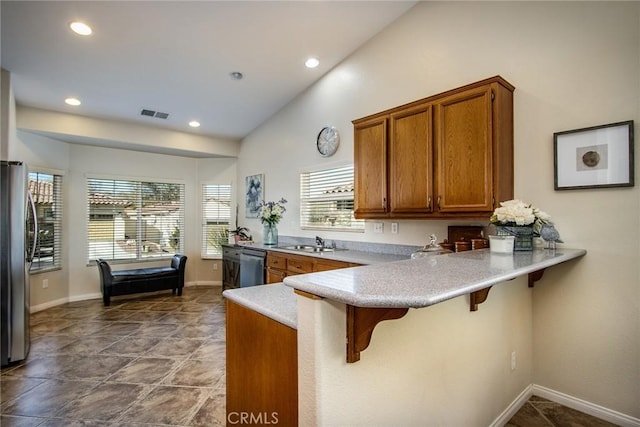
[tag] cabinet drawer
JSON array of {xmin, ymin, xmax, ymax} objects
[
  {"xmin": 314, "ymin": 259, "xmax": 351, "ymax": 272},
  {"xmin": 287, "ymin": 255, "xmax": 314, "ymax": 274},
  {"xmin": 266, "ymin": 267, "xmax": 287, "ymax": 284},
  {"xmin": 267, "ymin": 253, "xmax": 287, "ymax": 270}
]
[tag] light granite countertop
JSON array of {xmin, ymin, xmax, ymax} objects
[
  {"xmin": 223, "ymin": 284, "xmax": 297, "ymax": 329},
  {"xmin": 223, "ymin": 247, "xmax": 587, "ymax": 326},
  {"xmin": 265, "ymin": 246, "xmax": 410, "ymax": 265},
  {"xmin": 224, "ymin": 242, "xmax": 412, "ymax": 265},
  {"xmin": 282, "ymin": 248, "xmax": 587, "ymax": 308}
]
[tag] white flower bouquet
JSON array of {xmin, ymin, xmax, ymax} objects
[
  {"xmin": 259, "ymin": 198, "xmax": 288, "ymax": 226},
  {"xmin": 490, "ymin": 199, "xmax": 551, "ymax": 234}
]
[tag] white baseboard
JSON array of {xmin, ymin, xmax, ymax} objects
[
  {"xmin": 532, "ymin": 384, "xmax": 640, "ymax": 427},
  {"xmin": 186, "ymin": 280, "xmax": 221, "ymax": 288},
  {"xmin": 490, "ymin": 384, "xmax": 639, "ymax": 427},
  {"xmin": 490, "ymin": 385, "xmax": 533, "ymax": 427},
  {"xmin": 31, "ymin": 297, "xmax": 71, "ymax": 313},
  {"xmin": 31, "ymin": 283, "xmax": 222, "ymax": 313},
  {"xmin": 68, "ymin": 292, "xmax": 102, "ymax": 302}
]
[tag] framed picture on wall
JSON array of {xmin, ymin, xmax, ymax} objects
[
  {"xmin": 554, "ymin": 120, "xmax": 634, "ymax": 190},
  {"xmin": 245, "ymin": 174, "xmax": 264, "ymax": 218}
]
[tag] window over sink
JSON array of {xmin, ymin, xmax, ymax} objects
[{"xmin": 299, "ymin": 165, "xmax": 364, "ymax": 232}]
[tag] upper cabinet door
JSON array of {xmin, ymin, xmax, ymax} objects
[
  {"xmin": 389, "ymin": 103, "xmax": 433, "ymax": 214},
  {"xmin": 434, "ymin": 86, "xmax": 494, "ymax": 213},
  {"xmin": 352, "ymin": 76, "xmax": 514, "ymax": 219},
  {"xmin": 354, "ymin": 116, "xmax": 388, "ymax": 218}
]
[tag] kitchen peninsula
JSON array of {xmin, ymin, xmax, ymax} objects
[{"xmin": 224, "ymin": 247, "xmax": 586, "ymax": 426}]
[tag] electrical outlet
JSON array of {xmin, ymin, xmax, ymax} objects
[
  {"xmin": 42, "ymin": 279, "xmax": 49, "ymax": 289},
  {"xmin": 213, "ymin": 263, "xmax": 218, "ymax": 270},
  {"xmin": 391, "ymin": 222, "xmax": 398, "ymax": 234},
  {"xmin": 373, "ymin": 222, "xmax": 384, "ymax": 234},
  {"xmin": 511, "ymin": 351, "xmax": 516, "ymax": 371}
]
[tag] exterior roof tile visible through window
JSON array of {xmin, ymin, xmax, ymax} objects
[
  {"xmin": 29, "ymin": 180, "xmax": 54, "ymax": 204},
  {"xmin": 88, "ymin": 193, "xmax": 132, "ymax": 206}
]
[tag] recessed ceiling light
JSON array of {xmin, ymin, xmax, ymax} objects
[
  {"xmin": 189, "ymin": 121, "xmax": 201, "ymax": 128},
  {"xmin": 229, "ymin": 71, "xmax": 244, "ymax": 80},
  {"xmin": 305, "ymin": 57, "xmax": 320, "ymax": 68},
  {"xmin": 69, "ymin": 21, "xmax": 92, "ymax": 36},
  {"xmin": 65, "ymin": 97, "xmax": 81, "ymax": 106}
]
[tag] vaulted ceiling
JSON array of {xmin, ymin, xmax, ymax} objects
[{"xmin": 1, "ymin": 1, "xmax": 416, "ymax": 141}]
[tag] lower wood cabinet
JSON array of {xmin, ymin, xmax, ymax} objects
[
  {"xmin": 226, "ymin": 300, "xmax": 297, "ymax": 426},
  {"xmin": 266, "ymin": 251, "xmax": 357, "ymax": 284}
]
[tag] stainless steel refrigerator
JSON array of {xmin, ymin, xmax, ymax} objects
[{"xmin": 1, "ymin": 160, "xmax": 37, "ymax": 367}]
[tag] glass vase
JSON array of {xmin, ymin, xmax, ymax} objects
[
  {"xmin": 496, "ymin": 225, "xmax": 534, "ymax": 251},
  {"xmin": 263, "ymin": 223, "xmax": 278, "ymax": 246}
]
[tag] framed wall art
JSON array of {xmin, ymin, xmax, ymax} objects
[
  {"xmin": 245, "ymin": 173, "xmax": 263, "ymax": 218},
  {"xmin": 554, "ymin": 120, "xmax": 634, "ymax": 190}
]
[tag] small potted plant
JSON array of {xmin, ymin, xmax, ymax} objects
[{"xmin": 230, "ymin": 226, "xmax": 252, "ymax": 244}]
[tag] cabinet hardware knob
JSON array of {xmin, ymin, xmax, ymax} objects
[
  {"xmin": 427, "ymin": 196, "xmax": 432, "ymax": 211},
  {"xmin": 437, "ymin": 196, "xmax": 441, "ymax": 211}
]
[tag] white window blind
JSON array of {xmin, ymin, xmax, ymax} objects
[
  {"xmin": 202, "ymin": 183, "xmax": 232, "ymax": 258},
  {"xmin": 300, "ymin": 165, "xmax": 364, "ymax": 232},
  {"xmin": 87, "ymin": 178, "xmax": 185, "ymax": 262},
  {"xmin": 29, "ymin": 171, "xmax": 63, "ymax": 271}
]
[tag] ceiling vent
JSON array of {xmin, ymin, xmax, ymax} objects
[{"xmin": 140, "ymin": 109, "xmax": 169, "ymax": 119}]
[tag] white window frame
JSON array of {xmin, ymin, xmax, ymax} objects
[
  {"xmin": 29, "ymin": 167, "xmax": 64, "ymax": 273},
  {"xmin": 201, "ymin": 182, "xmax": 232, "ymax": 259},
  {"xmin": 86, "ymin": 175, "xmax": 185, "ymax": 263}
]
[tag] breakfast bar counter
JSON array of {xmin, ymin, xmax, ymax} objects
[
  {"xmin": 224, "ymin": 247, "xmax": 587, "ymax": 426},
  {"xmin": 282, "ymin": 248, "xmax": 587, "ymax": 308}
]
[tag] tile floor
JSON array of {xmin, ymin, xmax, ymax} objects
[
  {"xmin": 506, "ymin": 395, "xmax": 619, "ymax": 427},
  {"xmin": 1, "ymin": 286, "xmax": 226, "ymax": 427},
  {"xmin": 1, "ymin": 285, "xmax": 619, "ymax": 427}
]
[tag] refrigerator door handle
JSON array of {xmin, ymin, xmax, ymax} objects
[{"xmin": 26, "ymin": 191, "xmax": 38, "ymax": 263}]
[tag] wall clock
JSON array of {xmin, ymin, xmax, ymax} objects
[{"xmin": 316, "ymin": 126, "xmax": 340, "ymax": 157}]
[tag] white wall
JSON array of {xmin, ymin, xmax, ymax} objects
[
  {"xmin": 12, "ymin": 131, "xmax": 71, "ymax": 306},
  {"xmin": 240, "ymin": 1, "xmax": 639, "ymax": 419},
  {"xmin": 9, "ymin": 106, "xmax": 237, "ymax": 306},
  {"xmin": 17, "ymin": 106, "xmax": 240, "ymax": 158},
  {"xmin": 298, "ymin": 278, "xmax": 533, "ymax": 426}
]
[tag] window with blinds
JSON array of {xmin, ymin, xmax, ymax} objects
[
  {"xmin": 87, "ymin": 178, "xmax": 185, "ymax": 262},
  {"xmin": 202, "ymin": 183, "xmax": 232, "ymax": 258},
  {"xmin": 29, "ymin": 171, "xmax": 63, "ymax": 271},
  {"xmin": 300, "ymin": 165, "xmax": 364, "ymax": 232}
]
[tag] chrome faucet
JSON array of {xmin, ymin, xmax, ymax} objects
[{"xmin": 315, "ymin": 236, "xmax": 325, "ymax": 248}]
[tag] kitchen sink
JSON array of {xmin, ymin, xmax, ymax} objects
[
  {"xmin": 280, "ymin": 245, "xmax": 316, "ymax": 250},
  {"xmin": 277, "ymin": 245, "xmax": 345, "ymax": 253}
]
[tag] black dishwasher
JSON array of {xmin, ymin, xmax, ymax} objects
[
  {"xmin": 222, "ymin": 245, "xmax": 266, "ymax": 290},
  {"xmin": 240, "ymin": 247, "xmax": 266, "ymax": 287},
  {"xmin": 222, "ymin": 245, "xmax": 241, "ymax": 291}
]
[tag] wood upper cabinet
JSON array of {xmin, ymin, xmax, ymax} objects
[
  {"xmin": 434, "ymin": 85, "xmax": 493, "ymax": 212},
  {"xmin": 354, "ymin": 116, "xmax": 388, "ymax": 216},
  {"xmin": 353, "ymin": 75, "xmax": 514, "ymax": 219},
  {"xmin": 389, "ymin": 103, "xmax": 433, "ymax": 214}
]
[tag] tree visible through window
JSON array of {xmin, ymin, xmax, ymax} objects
[
  {"xmin": 29, "ymin": 171, "xmax": 63, "ymax": 271},
  {"xmin": 87, "ymin": 178, "xmax": 185, "ymax": 262},
  {"xmin": 300, "ymin": 165, "xmax": 364, "ymax": 232},
  {"xmin": 202, "ymin": 183, "xmax": 232, "ymax": 258}
]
